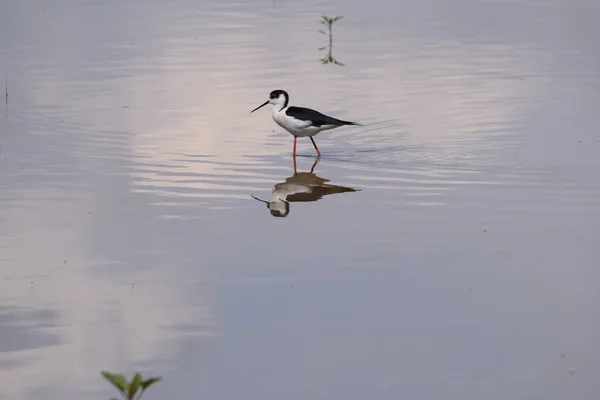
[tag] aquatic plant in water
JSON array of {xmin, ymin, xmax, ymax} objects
[
  {"xmin": 101, "ymin": 371, "xmax": 161, "ymax": 400},
  {"xmin": 318, "ymin": 15, "xmax": 344, "ymax": 65}
]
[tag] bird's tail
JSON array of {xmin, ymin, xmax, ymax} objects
[{"xmin": 338, "ymin": 119, "xmax": 363, "ymax": 126}]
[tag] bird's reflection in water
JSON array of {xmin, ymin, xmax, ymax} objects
[{"xmin": 251, "ymin": 156, "xmax": 359, "ymax": 217}]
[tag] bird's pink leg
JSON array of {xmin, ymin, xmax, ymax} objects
[
  {"xmin": 293, "ymin": 153, "xmax": 298, "ymax": 174},
  {"xmin": 310, "ymin": 137, "xmax": 321, "ymax": 157},
  {"xmin": 293, "ymin": 136, "xmax": 297, "ymax": 157}
]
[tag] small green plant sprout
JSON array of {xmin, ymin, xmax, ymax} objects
[
  {"xmin": 318, "ymin": 15, "xmax": 345, "ymax": 65},
  {"xmin": 319, "ymin": 15, "xmax": 343, "ymax": 35},
  {"xmin": 101, "ymin": 371, "xmax": 161, "ymax": 400}
]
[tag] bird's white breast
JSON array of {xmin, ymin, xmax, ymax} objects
[{"xmin": 272, "ymin": 107, "xmax": 321, "ymax": 137}]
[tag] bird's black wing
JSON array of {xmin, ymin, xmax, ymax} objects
[{"xmin": 285, "ymin": 106, "xmax": 359, "ymax": 127}]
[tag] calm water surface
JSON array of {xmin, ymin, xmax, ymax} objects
[{"xmin": 1, "ymin": 0, "xmax": 599, "ymax": 399}]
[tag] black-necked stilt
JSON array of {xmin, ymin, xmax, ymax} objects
[
  {"xmin": 250, "ymin": 90, "xmax": 362, "ymax": 156},
  {"xmin": 251, "ymin": 156, "xmax": 358, "ymax": 217}
]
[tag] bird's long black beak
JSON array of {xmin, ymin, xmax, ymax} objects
[
  {"xmin": 250, "ymin": 101, "xmax": 269, "ymax": 113},
  {"xmin": 250, "ymin": 194, "xmax": 270, "ymax": 204}
]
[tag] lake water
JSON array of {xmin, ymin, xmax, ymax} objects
[{"xmin": 1, "ymin": 0, "xmax": 599, "ymax": 399}]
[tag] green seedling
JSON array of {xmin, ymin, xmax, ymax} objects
[
  {"xmin": 101, "ymin": 371, "xmax": 161, "ymax": 400},
  {"xmin": 318, "ymin": 15, "xmax": 345, "ymax": 65},
  {"xmin": 319, "ymin": 15, "xmax": 344, "ymax": 36}
]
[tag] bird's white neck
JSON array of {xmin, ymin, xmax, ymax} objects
[
  {"xmin": 272, "ymin": 103, "xmax": 286, "ymax": 115},
  {"xmin": 270, "ymin": 93, "xmax": 288, "ymax": 113}
]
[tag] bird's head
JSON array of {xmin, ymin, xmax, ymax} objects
[
  {"xmin": 250, "ymin": 89, "xmax": 289, "ymax": 113},
  {"xmin": 250, "ymin": 194, "xmax": 290, "ymax": 217}
]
